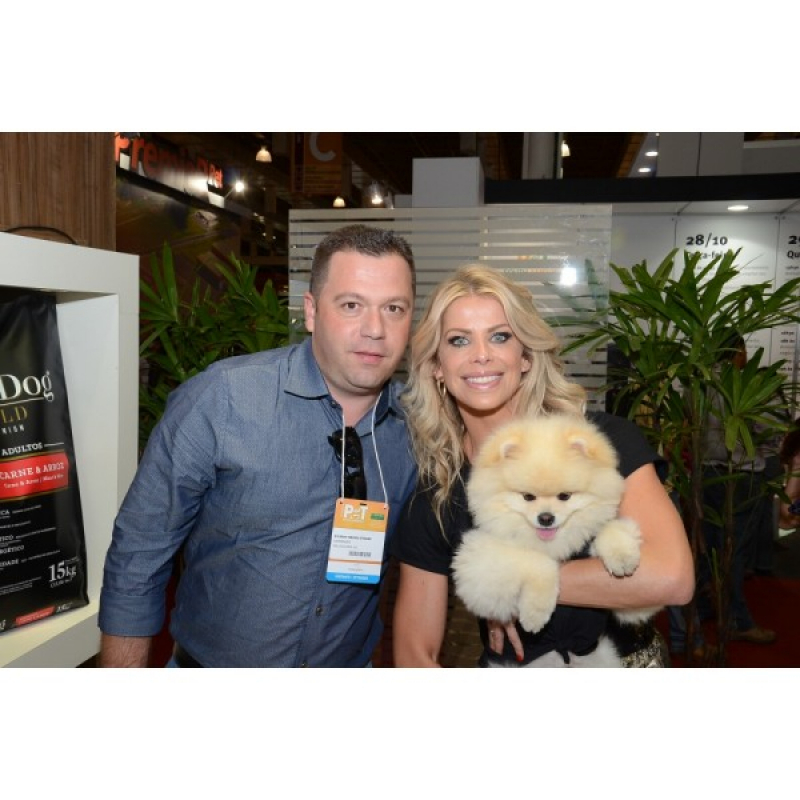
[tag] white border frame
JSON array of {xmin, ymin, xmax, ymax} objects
[{"xmin": 0, "ymin": 233, "xmax": 138, "ymax": 667}]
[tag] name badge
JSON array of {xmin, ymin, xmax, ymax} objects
[{"xmin": 326, "ymin": 498, "xmax": 389, "ymax": 584}]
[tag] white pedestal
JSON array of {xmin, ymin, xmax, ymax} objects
[{"xmin": 0, "ymin": 233, "xmax": 139, "ymax": 667}]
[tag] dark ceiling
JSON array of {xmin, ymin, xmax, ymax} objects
[
  {"xmin": 152, "ymin": 132, "xmax": 643, "ymax": 206},
  {"xmin": 150, "ymin": 131, "xmax": 796, "ymax": 209},
  {"xmin": 140, "ymin": 132, "xmax": 794, "ymax": 287}
]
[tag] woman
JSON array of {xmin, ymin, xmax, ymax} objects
[{"xmin": 391, "ymin": 265, "xmax": 694, "ymax": 667}]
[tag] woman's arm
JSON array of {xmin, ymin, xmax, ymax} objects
[
  {"xmin": 392, "ymin": 563, "xmax": 450, "ymax": 667},
  {"xmin": 558, "ymin": 463, "xmax": 695, "ymax": 609}
]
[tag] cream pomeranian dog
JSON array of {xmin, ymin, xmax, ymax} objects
[{"xmin": 452, "ymin": 414, "xmax": 659, "ymax": 667}]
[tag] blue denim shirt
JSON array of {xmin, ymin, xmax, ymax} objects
[{"xmin": 99, "ymin": 339, "xmax": 417, "ymax": 666}]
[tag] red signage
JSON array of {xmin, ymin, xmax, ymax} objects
[{"xmin": 115, "ymin": 133, "xmax": 223, "ymax": 194}]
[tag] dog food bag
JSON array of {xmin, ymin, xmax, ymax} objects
[{"xmin": 0, "ymin": 290, "xmax": 88, "ymax": 634}]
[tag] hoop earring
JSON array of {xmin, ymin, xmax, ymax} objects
[{"xmin": 437, "ymin": 379, "xmax": 447, "ymax": 400}]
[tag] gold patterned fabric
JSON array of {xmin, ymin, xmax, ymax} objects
[{"xmin": 620, "ymin": 625, "xmax": 671, "ymax": 668}]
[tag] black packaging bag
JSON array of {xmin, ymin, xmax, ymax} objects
[{"xmin": 0, "ymin": 291, "xmax": 88, "ymax": 633}]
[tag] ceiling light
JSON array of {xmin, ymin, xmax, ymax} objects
[
  {"xmin": 638, "ymin": 166, "xmax": 652, "ymax": 173},
  {"xmin": 333, "ymin": 196, "xmax": 346, "ymax": 208},
  {"xmin": 728, "ymin": 204, "xmax": 749, "ymax": 212},
  {"xmin": 367, "ymin": 181, "xmax": 384, "ymax": 206},
  {"xmin": 561, "ymin": 140, "xmax": 570, "ymax": 158},
  {"xmin": 645, "ymin": 150, "xmax": 658, "ymax": 157},
  {"xmin": 256, "ymin": 145, "xmax": 272, "ymax": 163}
]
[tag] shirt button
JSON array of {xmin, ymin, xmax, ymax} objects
[{"xmin": 316, "ymin": 605, "xmax": 324, "ymax": 616}]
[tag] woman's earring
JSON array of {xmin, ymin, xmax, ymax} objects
[{"xmin": 437, "ymin": 378, "xmax": 447, "ymax": 400}]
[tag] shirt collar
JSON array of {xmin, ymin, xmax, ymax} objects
[{"xmin": 285, "ymin": 337, "xmax": 406, "ymax": 420}]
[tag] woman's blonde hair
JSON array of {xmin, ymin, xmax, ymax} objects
[{"xmin": 403, "ymin": 264, "xmax": 586, "ymax": 530}]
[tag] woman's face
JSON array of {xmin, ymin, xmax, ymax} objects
[{"xmin": 433, "ymin": 294, "xmax": 531, "ymax": 420}]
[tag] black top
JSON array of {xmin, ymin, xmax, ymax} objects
[{"xmin": 392, "ymin": 411, "xmax": 665, "ymax": 665}]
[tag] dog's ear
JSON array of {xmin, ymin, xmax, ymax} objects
[
  {"xmin": 567, "ymin": 432, "xmax": 592, "ymax": 459},
  {"xmin": 480, "ymin": 426, "xmax": 523, "ymax": 465},
  {"xmin": 567, "ymin": 426, "xmax": 616, "ymax": 468},
  {"xmin": 499, "ymin": 437, "xmax": 523, "ymax": 461}
]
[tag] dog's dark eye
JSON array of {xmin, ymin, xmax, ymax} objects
[
  {"xmin": 522, "ymin": 493, "xmax": 536, "ymax": 502},
  {"xmin": 557, "ymin": 493, "xmax": 572, "ymax": 501}
]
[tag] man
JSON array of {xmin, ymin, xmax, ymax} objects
[
  {"xmin": 700, "ymin": 330, "xmax": 776, "ymax": 644},
  {"xmin": 99, "ymin": 224, "xmax": 417, "ymax": 666}
]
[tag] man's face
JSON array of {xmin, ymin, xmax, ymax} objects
[{"xmin": 304, "ymin": 250, "xmax": 414, "ymax": 407}]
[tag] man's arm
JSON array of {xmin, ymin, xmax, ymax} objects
[
  {"xmin": 99, "ymin": 375, "xmax": 217, "ymax": 665},
  {"xmin": 98, "ymin": 633, "xmax": 153, "ymax": 668}
]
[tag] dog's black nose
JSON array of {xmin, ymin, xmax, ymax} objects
[{"xmin": 537, "ymin": 512, "xmax": 555, "ymax": 528}]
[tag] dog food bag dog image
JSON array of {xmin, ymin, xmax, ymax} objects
[{"xmin": 0, "ymin": 291, "xmax": 88, "ymax": 634}]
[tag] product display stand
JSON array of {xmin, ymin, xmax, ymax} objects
[{"xmin": 0, "ymin": 233, "xmax": 138, "ymax": 667}]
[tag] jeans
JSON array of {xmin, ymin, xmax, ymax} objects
[
  {"xmin": 667, "ymin": 605, "xmax": 705, "ymax": 652},
  {"xmin": 747, "ymin": 454, "xmax": 781, "ymax": 574},
  {"xmin": 699, "ymin": 466, "xmax": 764, "ymax": 632}
]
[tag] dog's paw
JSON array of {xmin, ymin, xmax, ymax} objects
[
  {"xmin": 591, "ymin": 518, "xmax": 642, "ymax": 576},
  {"xmin": 452, "ymin": 534, "xmax": 520, "ymax": 621},
  {"xmin": 516, "ymin": 557, "xmax": 560, "ymax": 634}
]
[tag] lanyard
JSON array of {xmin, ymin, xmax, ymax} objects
[{"xmin": 336, "ymin": 396, "xmax": 387, "ymax": 504}]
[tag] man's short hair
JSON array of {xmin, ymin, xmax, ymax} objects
[
  {"xmin": 310, "ymin": 224, "xmax": 415, "ymax": 298},
  {"xmin": 719, "ymin": 328, "xmax": 746, "ymax": 361}
]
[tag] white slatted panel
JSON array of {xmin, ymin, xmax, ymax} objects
[{"xmin": 289, "ymin": 205, "xmax": 611, "ymax": 409}]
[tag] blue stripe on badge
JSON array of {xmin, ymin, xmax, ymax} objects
[{"xmin": 326, "ymin": 571, "xmax": 379, "ymax": 584}]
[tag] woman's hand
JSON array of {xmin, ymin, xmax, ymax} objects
[{"xmin": 486, "ymin": 619, "xmax": 524, "ymax": 662}]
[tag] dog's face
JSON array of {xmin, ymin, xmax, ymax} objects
[{"xmin": 467, "ymin": 415, "xmax": 625, "ymax": 560}]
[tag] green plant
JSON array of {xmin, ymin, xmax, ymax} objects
[
  {"xmin": 560, "ymin": 248, "xmax": 800, "ymax": 665},
  {"xmin": 139, "ymin": 244, "xmax": 292, "ymax": 450}
]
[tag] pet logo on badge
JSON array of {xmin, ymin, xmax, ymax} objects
[{"xmin": 342, "ymin": 502, "xmax": 367, "ymax": 522}]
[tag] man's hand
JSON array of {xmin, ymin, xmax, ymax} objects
[{"xmin": 98, "ymin": 634, "xmax": 152, "ymax": 667}]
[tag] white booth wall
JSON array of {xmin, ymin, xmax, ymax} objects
[{"xmin": 612, "ymin": 212, "xmax": 800, "ymax": 378}]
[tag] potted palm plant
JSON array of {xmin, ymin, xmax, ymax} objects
[
  {"xmin": 559, "ymin": 248, "xmax": 800, "ymax": 665},
  {"xmin": 138, "ymin": 244, "xmax": 292, "ymax": 451}
]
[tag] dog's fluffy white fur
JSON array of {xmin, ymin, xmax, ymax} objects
[{"xmin": 452, "ymin": 414, "xmax": 659, "ymax": 667}]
